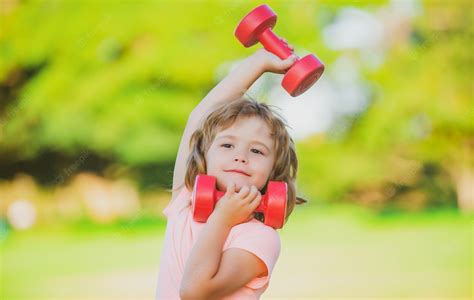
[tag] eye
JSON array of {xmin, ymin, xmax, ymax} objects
[
  {"xmin": 251, "ymin": 148, "xmax": 264, "ymax": 155},
  {"xmin": 221, "ymin": 143, "xmax": 233, "ymax": 148}
]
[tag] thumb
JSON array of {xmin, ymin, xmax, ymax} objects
[{"xmin": 281, "ymin": 54, "xmax": 298, "ymax": 68}]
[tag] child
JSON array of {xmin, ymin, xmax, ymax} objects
[{"xmin": 156, "ymin": 47, "xmax": 306, "ymax": 299}]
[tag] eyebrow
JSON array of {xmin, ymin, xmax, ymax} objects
[{"xmin": 216, "ymin": 134, "xmax": 272, "ymax": 152}]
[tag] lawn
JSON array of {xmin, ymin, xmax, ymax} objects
[{"xmin": 1, "ymin": 204, "xmax": 471, "ymax": 299}]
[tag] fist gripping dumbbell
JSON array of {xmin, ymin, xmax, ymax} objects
[
  {"xmin": 235, "ymin": 4, "xmax": 325, "ymax": 97},
  {"xmin": 192, "ymin": 175, "xmax": 287, "ymax": 229}
]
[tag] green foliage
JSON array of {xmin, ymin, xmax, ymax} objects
[
  {"xmin": 0, "ymin": 1, "xmax": 471, "ymax": 209},
  {"xmin": 0, "ymin": 0, "xmax": 327, "ymax": 165},
  {"xmin": 297, "ymin": 3, "xmax": 472, "ymax": 210}
]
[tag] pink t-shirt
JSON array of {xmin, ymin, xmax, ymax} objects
[{"xmin": 155, "ymin": 187, "xmax": 281, "ymax": 299}]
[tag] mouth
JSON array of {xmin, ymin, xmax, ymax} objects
[{"xmin": 224, "ymin": 169, "xmax": 251, "ymax": 177}]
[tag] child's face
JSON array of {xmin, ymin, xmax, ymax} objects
[{"xmin": 205, "ymin": 116, "xmax": 276, "ymax": 192}]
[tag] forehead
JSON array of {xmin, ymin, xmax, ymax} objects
[{"xmin": 214, "ymin": 116, "xmax": 274, "ymax": 145}]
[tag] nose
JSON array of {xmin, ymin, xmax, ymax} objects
[{"xmin": 233, "ymin": 153, "xmax": 247, "ymax": 164}]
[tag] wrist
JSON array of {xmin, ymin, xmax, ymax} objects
[
  {"xmin": 208, "ymin": 211, "xmax": 234, "ymax": 229},
  {"xmin": 245, "ymin": 51, "xmax": 267, "ymax": 75}
]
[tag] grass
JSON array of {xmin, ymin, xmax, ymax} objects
[{"xmin": 1, "ymin": 204, "xmax": 472, "ymax": 299}]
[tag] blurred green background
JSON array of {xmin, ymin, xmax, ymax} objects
[{"xmin": 0, "ymin": 0, "xmax": 472, "ymax": 299}]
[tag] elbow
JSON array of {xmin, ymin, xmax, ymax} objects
[
  {"xmin": 179, "ymin": 282, "xmax": 214, "ymax": 300},
  {"xmin": 179, "ymin": 283, "xmax": 204, "ymax": 300},
  {"xmin": 178, "ymin": 287, "xmax": 191, "ymax": 300},
  {"xmin": 179, "ymin": 281, "xmax": 191, "ymax": 299},
  {"xmin": 189, "ymin": 106, "xmax": 201, "ymax": 119}
]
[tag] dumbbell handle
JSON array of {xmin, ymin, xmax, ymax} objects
[
  {"xmin": 214, "ymin": 190, "xmax": 268, "ymax": 213},
  {"xmin": 259, "ymin": 28, "xmax": 294, "ymax": 60}
]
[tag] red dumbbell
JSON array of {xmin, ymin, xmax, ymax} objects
[
  {"xmin": 192, "ymin": 175, "xmax": 287, "ymax": 229},
  {"xmin": 235, "ymin": 4, "xmax": 325, "ymax": 97}
]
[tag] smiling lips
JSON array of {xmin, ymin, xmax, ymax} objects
[{"xmin": 225, "ymin": 169, "xmax": 251, "ymax": 176}]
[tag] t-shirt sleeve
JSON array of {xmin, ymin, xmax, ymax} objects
[
  {"xmin": 162, "ymin": 187, "xmax": 192, "ymax": 218},
  {"xmin": 225, "ymin": 222, "xmax": 281, "ymax": 290}
]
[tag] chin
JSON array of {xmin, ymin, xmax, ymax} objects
[
  {"xmin": 215, "ymin": 174, "xmax": 250, "ymax": 192},
  {"xmin": 216, "ymin": 180, "xmax": 244, "ymax": 192}
]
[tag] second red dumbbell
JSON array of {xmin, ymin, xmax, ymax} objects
[
  {"xmin": 235, "ymin": 4, "xmax": 325, "ymax": 97},
  {"xmin": 192, "ymin": 175, "xmax": 287, "ymax": 229}
]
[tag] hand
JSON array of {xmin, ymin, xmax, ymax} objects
[
  {"xmin": 212, "ymin": 183, "xmax": 262, "ymax": 228},
  {"xmin": 252, "ymin": 39, "xmax": 298, "ymax": 74}
]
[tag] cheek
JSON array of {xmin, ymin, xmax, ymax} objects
[
  {"xmin": 257, "ymin": 157, "xmax": 275, "ymax": 178},
  {"xmin": 258, "ymin": 155, "xmax": 274, "ymax": 169},
  {"xmin": 250, "ymin": 157, "xmax": 272, "ymax": 176},
  {"xmin": 205, "ymin": 148, "xmax": 223, "ymax": 171},
  {"xmin": 207, "ymin": 145, "xmax": 221, "ymax": 158}
]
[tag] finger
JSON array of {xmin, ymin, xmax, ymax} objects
[
  {"xmin": 287, "ymin": 54, "xmax": 298, "ymax": 61},
  {"xmin": 280, "ymin": 38, "xmax": 294, "ymax": 50},
  {"xmin": 225, "ymin": 182, "xmax": 235, "ymax": 196},
  {"xmin": 250, "ymin": 191, "xmax": 262, "ymax": 210},
  {"xmin": 243, "ymin": 186, "xmax": 258, "ymax": 203},
  {"xmin": 237, "ymin": 185, "xmax": 250, "ymax": 198},
  {"xmin": 280, "ymin": 38, "xmax": 291, "ymax": 48},
  {"xmin": 281, "ymin": 54, "xmax": 298, "ymax": 68}
]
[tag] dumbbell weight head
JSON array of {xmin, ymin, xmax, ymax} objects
[
  {"xmin": 234, "ymin": 4, "xmax": 277, "ymax": 48},
  {"xmin": 260, "ymin": 181, "xmax": 287, "ymax": 228},
  {"xmin": 192, "ymin": 175, "xmax": 219, "ymax": 222},
  {"xmin": 282, "ymin": 54, "xmax": 325, "ymax": 97}
]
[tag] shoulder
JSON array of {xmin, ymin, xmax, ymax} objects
[
  {"xmin": 222, "ymin": 219, "xmax": 282, "ymax": 291},
  {"xmin": 228, "ymin": 219, "xmax": 281, "ymax": 251},
  {"xmin": 163, "ymin": 186, "xmax": 192, "ymax": 218},
  {"xmin": 233, "ymin": 218, "xmax": 280, "ymax": 237}
]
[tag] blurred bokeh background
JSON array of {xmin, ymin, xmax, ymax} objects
[{"xmin": 0, "ymin": 0, "xmax": 472, "ymax": 299}]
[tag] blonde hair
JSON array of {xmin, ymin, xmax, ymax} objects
[{"xmin": 183, "ymin": 97, "xmax": 306, "ymax": 223}]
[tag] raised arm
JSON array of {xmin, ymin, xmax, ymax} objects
[{"xmin": 171, "ymin": 49, "xmax": 296, "ymax": 200}]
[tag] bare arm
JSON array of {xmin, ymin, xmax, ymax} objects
[
  {"xmin": 171, "ymin": 49, "xmax": 296, "ymax": 199},
  {"xmin": 179, "ymin": 213, "xmax": 267, "ymax": 300},
  {"xmin": 191, "ymin": 50, "xmax": 270, "ymax": 119},
  {"xmin": 192, "ymin": 48, "xmax": 297, "ymax": 118},
  {"xmin": 180, "ymin": 183, "xmax": 273, "ymax": 299}
]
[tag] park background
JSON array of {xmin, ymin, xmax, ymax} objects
[{"xmin": 0, "ymin": 0, "xmax": 472, "ymax": 299}]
